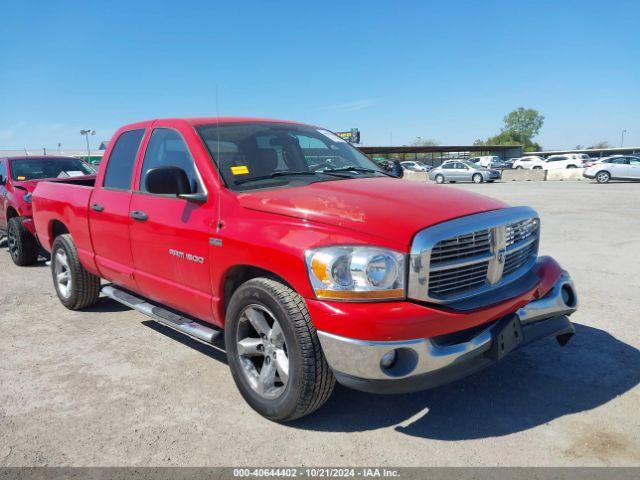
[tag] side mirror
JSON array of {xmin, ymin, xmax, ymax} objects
[
  {"xmin": 390, "ymin": 159, "xmax": 404, "ymax": 178},
  {"xmin": 145, "ymin": 166, "xmax": 207, "ymax": 202}
]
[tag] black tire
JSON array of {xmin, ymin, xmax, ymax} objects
[
  {"xmin": 472, "ymin": 173, "xmax": 483, "ymax": 184},
  {"xmin": 515, "ymin": 166, "xmax": 523, "ymax": 170},
  {"xmin": 435, "ymin": 174, "xmax": 445, "ymax": 184},
  {"xmin": 225, "ymin": 277, "xmax": 335, "ymax": 422},
  {"xmin": 533, "ymin": 166, "xmax": 542, "ymax": 170},
  {"xmin": 567, "ymin": 165, "xmax": 577, "ymax": 169},
  {"xmin": 7, "ymin": 216, "xmax": 39, "ymax": 266},
  {"xmin": 51, "ymin": 234, "xmax": 100, "ymax": 310},
  {"xmin": 595, "ymin": 171, "xmax": 611, "ymax": 184}
]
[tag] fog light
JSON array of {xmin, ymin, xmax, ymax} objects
[
  {"xmin": 561, "ymin": 284, "xmax": 576, "ymax": 307},
  {"xmin": 380, "ymin": 350, "xmax": 397, "ymax": 369}
]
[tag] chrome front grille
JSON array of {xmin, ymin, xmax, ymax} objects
[
  {"xmin": 503, "ymin": 240, "xmax": 537, "ymax": 277},
  {"xmin": 506, "ymin": 218, "xmax": 538, "ymax": 246},
  {"xmin": 408, "ymin": 207, "xmax": 540, "ymax": 304},
  {"xmin": 430, "ymin": 229, "xmax": 492, "ymax": 264},
  {"xmin": 428, "ymin": 261, "xmax": 489, "ymax": 297}
]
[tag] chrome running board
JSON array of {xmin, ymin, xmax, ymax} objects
[{"xmin": 101, "ymin": 284, "xmax": 222, "ymax": 344}]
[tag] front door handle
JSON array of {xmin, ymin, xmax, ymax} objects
[
  {"xmin": 91, "ymin": 203, "xmax": 104, "ymax": 212},
  {"xmin": 130, "ymin": 210, "xmax": 148, "ymax": 222}
]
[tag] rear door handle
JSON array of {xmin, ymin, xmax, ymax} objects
[
  {"xmin": 91, "ymin": 203, "xmax": 104, "ymax": 212},
  {"xmin": 130, "ymin": 210, "xmax": 148, "ymax": 221}
]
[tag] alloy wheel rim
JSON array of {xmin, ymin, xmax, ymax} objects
[
  {"xmin": 7, "ymin": 226, "xmax": 18, "ymax": 259},
  {"xmin": 474, "ymin": 175, "xmax": 482, "ymax": 183},
  {"xmin": 236, "ymin": 304, "xmax": 289, "ymax": 400},
  {"xmin": 54, "ymin": 249, "xmax": 72, "ymax": 298},
  {"xmin": 597, "ymin": 172, "xmax": 608, "ymax": 182}
]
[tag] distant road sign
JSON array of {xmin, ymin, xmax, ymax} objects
[{"xmin": 335, "ymin": 128, "xmax": 360, "ymax": 144}]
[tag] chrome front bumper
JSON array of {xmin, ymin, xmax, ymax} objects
[{"xmin": 317, "ymin": 272, "xmax": 578, "ymax": 393}]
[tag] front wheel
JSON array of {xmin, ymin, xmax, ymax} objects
[
  {"xmin": 472, "ymin": 173, "xmax": 483, "ymax": 184},
  {"xmin": 225, "ymin": 278, "xmax": 335, "ymax": 422},
  {"xmin": 567, "ymin": 165, "xmax": 577, "ymax": 169},
  {"xmin": 7, "ymin": 216, "xmax": 39, "ymax": 266},
  {"xmin": 51, "ymin": 234, "xmax": 100, "ymax": 310},
  {"xmin": 515, "ymin": 166, "xmax": 523, "ymax": 170},
  {"xmin": 435, "ymin": 174, "xmax": 445, "ymax": 184},
  {"xmin": 596, "ymin": 171, "xmax": 611, "ymax": 183}
]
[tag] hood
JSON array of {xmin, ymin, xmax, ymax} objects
[
  {"xmin": 13, "ymin": 174, "xmax": 95, "ymax": 192},
  {"xmin": 237, "ymin": 177, "xmax": 507, "ymax": 247}
]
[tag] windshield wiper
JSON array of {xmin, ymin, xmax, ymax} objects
[
  {"xmin": 321, "ymin": 166, "xmax": 392, "ymax": 177},
  {"xmin": 234, "ymin": 170, "xmax": 350, "ymax": 185}
]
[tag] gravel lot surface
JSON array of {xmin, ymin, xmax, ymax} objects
[{"xmin": 1, "ymin": 181, "xmax": 639, "ymax": 467}]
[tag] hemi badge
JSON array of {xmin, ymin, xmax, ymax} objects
[{"xmin": 209, "ymin": 238, "xmax": 223, "ymax": 247}]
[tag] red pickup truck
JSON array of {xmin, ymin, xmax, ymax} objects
[
  {"xmin": 0, "ymin": 156, "xmax": 94, "ymax": 265},
  {"xmin": 32, "ymin": 118, "xmax": 578, "ymax": 421}
]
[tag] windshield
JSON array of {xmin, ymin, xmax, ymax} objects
[
  {"xmin": 10, "ymin": 157, "xmax": 94, "ymax": 181},
  {"xmin": 196, "ymin": 122, "xmax": 385, "ymax": 191}
]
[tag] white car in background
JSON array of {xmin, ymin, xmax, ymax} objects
[
  {"xmin": 523, "ymin": 154, "xmax": 589, "ymax": 170},
  {"xmin": 583, "ymin": 156, "xmax": 640, "ymax": 183},
  {"xmin": 512, "ymin": 156, "xmax": 546, "ymax": 169},
  {"xmin": 468, "ymin": 155, "xmax": 502, "ymax": 168},
  {"xmin": 400, "ymin": 160, "xmax": 431, "ymax": 172}
]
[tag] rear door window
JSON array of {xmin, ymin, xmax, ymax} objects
[{"xmin": 103, "ymin": 129, "xmax": 145, "ymax": 190}]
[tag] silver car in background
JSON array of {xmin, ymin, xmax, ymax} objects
[
  {"xmin": 583, "ymin": 155, "xmax": 640, "ymax": 183},
  {"xmin": 429, "ymin": 160, "xmax": 501, "ymax": 184}
]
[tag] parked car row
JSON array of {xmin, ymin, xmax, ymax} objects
[
  {"xmin": 511, "ymin": 154, "xmax": 590, "ymax": 170},
  {"xmin": 1, "ymin": 117, "xmax": 580, "ymax": 422}
]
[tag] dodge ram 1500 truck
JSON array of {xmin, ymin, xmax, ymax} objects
[
  {"xmin": 0, "ymin": 156, "xmax": 94, "ymax": 265},
  {"xmin": 32, "ymin": 118, "xmax": 578, "ymax": 421}
]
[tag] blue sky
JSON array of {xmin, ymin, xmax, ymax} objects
[{"xmin": 1, "ymin": 0, "xmax": 638, "ymax": 150}]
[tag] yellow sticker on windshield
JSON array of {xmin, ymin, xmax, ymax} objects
[
  {"xmin": 231, "ymin": 165, "xmax": 249, "ymax": 175},
  {"xmin": 17, "ymin": 176, "xmax": 26, "ymax": 180}
]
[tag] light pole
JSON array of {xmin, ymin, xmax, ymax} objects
[
  {"xmin": 621, "ymin": 129, "xmax": 627, "ymax": 148},
  {"xmin": 80, "ymin": 129, "xmax": 95, "ymax": 160}
]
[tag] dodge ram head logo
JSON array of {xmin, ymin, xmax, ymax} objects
[
  {"xmin": 486, "ymin": 227, "xmax": 508, "ymax": 285},
  {"xmin": 169, "ymin": 248, "xmax": 205, "ymax": 264}
]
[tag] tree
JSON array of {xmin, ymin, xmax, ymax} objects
[
  {"xmin": 502, "ymin": 107, "xmax": 544, "ymax": 139},
  {"xmin": 574, "ymin": 145, "xmax": 584, "ymax": 150},
  {"xmin": 588, "ymin": 141, "xmax": 611, "ymax": 149},
  {"xmin": 411, "ymin": 137, "xmax": 440, "ymax": 146},
  {"xmin": 476, "ymin": 107, "xmax": 544, "ymax": 151}
]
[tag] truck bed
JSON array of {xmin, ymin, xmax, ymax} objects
[{"xmin": 32, "ymin": 179, "xmax": 96, "ymax": 272}]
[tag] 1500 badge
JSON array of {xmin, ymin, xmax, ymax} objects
[{"xmin": 169, "ymin": 249, "xmax": 205, "ymax": 264}]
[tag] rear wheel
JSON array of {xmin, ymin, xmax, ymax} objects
[
  {"xmin": 515, "ymin": 166, "xmax": 523, "ymax": 170},
  {"xmin": 7, "ymin": 216, "xmax": 39, "ymax": 266},
  {"xmin": 472, "ymin": 173, "xmax": 483, "ymax": 184},
  {"xmin": 596, "ymin": 171, "xmax": 611, "ymax": 184},
  {"xmin": 51, "ymin": 234, "xmax": 100, "ymax": 310},
  {"xmin": 435, "ymin": 174, "xmax": 445, "ymax": 184},
  {"xmin": 533, "ymin": 166, "xmax": 542, "ymax": 170},
  {"xmin": 567, "ymin": 165, "xmax": 577, "ymax": 169},
  {"xmin": 225, "ymin": 277, "xmax": 335, "ymax": 422}
]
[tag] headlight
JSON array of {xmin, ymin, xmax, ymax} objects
[
  {"xmin": 305, "ymin": 246, "xmax": 405, "ymax": 300},
  {"xmin": 23, "ymin": 193, "xmax": 32, "ymax": 203}
]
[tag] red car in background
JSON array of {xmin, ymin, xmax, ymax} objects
[{"xmin": 0, "ymin": 156, "xmax": 95, "ymax": 265}]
